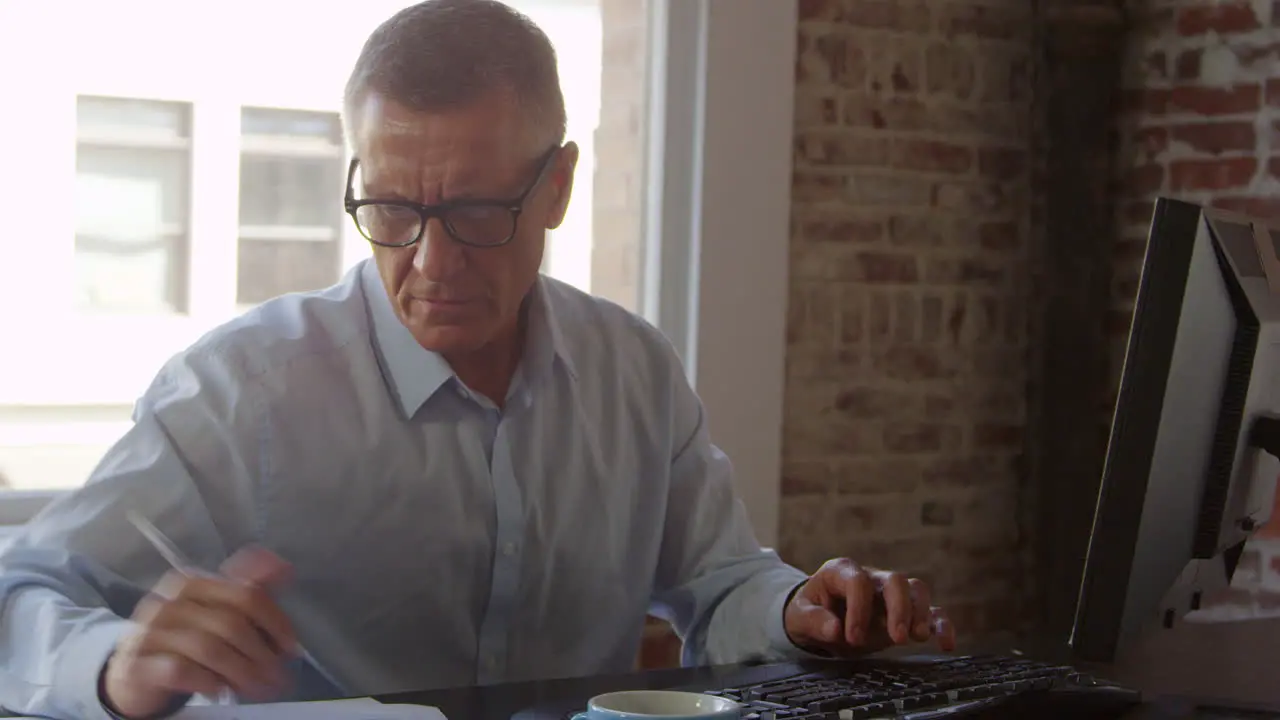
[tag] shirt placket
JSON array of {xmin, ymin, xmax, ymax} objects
[{"xmin": 474, "ymin": 393, "xmax": 528, "ymax": 685}]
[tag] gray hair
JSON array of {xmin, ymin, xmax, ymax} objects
[{"xmin": 342, "ymin": 0, "xmax": 567, "ymax": 153}]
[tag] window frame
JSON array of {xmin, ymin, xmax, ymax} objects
[
  {"xmin": 0, "ymin": 0, "xmax": 797, "ymax": 547},
  {"xmin": 644, "ymin": 0, "xmax": 795, "ymax": 547}
]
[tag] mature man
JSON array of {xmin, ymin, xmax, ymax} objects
[{"xmin": 0, "ymin": 2, "xmax": 955, "ymax": 719}]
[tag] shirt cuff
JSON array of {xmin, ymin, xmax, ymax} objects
[
  {"xmin": 52, "ymin": 616, "xmax": 135, "ymax": 720},
  {"xmin": 98, "ymin": 651, "xmax": 195, "ymax": 720},
  {"xmin": 765, "ymin": 578, "xmax": 835, "ymax": 661}
]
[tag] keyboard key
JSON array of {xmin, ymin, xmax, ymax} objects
[
  {"xmin": 785, "ymin": 693, "xmax": 833, "ymax": 706},
  {"xmin": 752, "ymin": 682, "xmax": 810, "ymax": 698},
  {"xmin": 808, "ymin": 695, "xmax": 873, "ymax": 713},
  {"xmin": 955, "ymin": 685, "xmax": 999, "ymax": 701},
  {"xmin": 899, "ymin": 693, "xmax": 948, "ymax": 711},
  {"xmin": 836, "ymin": 709, "xmax": 880, "ymax": 720}
]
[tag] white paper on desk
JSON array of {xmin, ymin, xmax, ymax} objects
[{"xmin": 173, "ymin": 697, "xmax": 448, "ymax": 719}]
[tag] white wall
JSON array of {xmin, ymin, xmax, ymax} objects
[{"xmin": 689, "ymin": 0, "xmax": 796, "ymax": 548}]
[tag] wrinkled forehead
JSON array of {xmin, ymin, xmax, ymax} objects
[{"xmin": 351, "ymin": 91, "xmax": 536, "ymax": 198}]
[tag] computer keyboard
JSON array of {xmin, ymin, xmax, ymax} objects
[{"xmin": 700, "ymin": 655, "xmax": 1126, "ymax": 719}]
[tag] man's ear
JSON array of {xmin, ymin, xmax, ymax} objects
[{"xmin": 545, "ymin": 141, "xmax": 579, "ymax": 230}]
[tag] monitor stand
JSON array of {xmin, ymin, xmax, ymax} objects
[
  {"xmin": 1092, "ymin": 614, "xmax": 1280, "ymax": 710},
  {"xmin": 952, "ymin": 619, "xmax": 1280, "ymax": 713}
]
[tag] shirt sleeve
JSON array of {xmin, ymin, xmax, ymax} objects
[
  {"xmin": 647, "ymin": 347, "xmax": 822, "ymax": 667},
  {"xmin": 0, "ymin": 354, "xmax": 259, "ymax": 720}
]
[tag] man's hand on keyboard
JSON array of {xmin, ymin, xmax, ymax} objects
[{"xmin": 783, "ymin": 558, "xmax": 956, "ymax": 656}]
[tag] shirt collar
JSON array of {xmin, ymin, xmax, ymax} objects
[
  {"xmin": 362, "ymin": 260, "xmax": 454, "ymax": 419},
  {"xmin": 361, "ymin": 260, "xmax": 577, "ymax": 419},
  {"xmin": 528, "ymin": 275, "xmax": 578, "ymax": 383}
]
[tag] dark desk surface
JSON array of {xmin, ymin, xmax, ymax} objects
[
  {"xmin": 376, "ymin": 661, "xmax": 1280, "ymax": 720},
  {"xmin": 377, "ymin": 663, "xmax": 759, "ymax": 720}
]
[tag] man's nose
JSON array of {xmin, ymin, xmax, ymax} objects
[{"xmin": 412, "ymin": 219, "xmax": 466, "ymax": 280}]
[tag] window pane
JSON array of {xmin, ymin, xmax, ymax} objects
[
  {"xmin": 236, "ymin": 239, "xmax": 342, "ymax": 305},
  {"xmin": 77, "ymin": 146, "xmax": 189, "ymax": 227},
  {"xmin": 73, "ymin": 103, "xmax": 191, "ymax": 313},
  {"xmin": 242, "ymin": 107, "xmax": 342, "ymax": 142},
  {"xmin": 0, "ymin": 2, "xmax": 656, "ymax": 509},
  {"xmin": 239, "ymin": 155, "xmax": 342, "ymax": 227},
  {"xmin": 77, "ymin": 96, "xmax": 190, "ymax": 138},
  {"xmin": 75, "ymin": 236, "xmax": 182, "ymax": 313},
  {"xmin": 236, "ymin": 107, "xmax": 346, "ymax": 305}
]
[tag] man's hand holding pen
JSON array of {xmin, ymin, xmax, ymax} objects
[{"xmin": 102, "ymin": 547, "xmax": 298, "ymax": 720}]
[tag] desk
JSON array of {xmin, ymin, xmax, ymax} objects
[
  {"xmin": 376, "ymin": 659, "xmax": 1280, "ymax": 720},
  {"xmin": 377, "ymin": 663, "xmax": 758, "ymax": 720},
  {"xmin": 1, "ymin": 661, "xmax": 1273, "ymax": 719}
]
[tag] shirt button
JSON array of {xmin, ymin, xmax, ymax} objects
[{"xmin": 501, "ymin": 541, "xmax": 518, "ymax": 557}]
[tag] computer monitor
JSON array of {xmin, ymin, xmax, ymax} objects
[{"xmin": 1070, "ymin": 196, "xmax": 1280, "ymax": 664}]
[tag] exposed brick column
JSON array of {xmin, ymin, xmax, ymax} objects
[
  {"xmin": 1112, "ymin": 0, "xmax": 1280, "ymax": 621},
  {"xmin": 591, "ymin": 0, "xmax": 648, "ymax": 311},
  {"xmin": 784, "ymin": 0, "xmax": 1037, "ymax": 641}
]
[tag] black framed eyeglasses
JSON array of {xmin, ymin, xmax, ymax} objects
[{"xmin": 344, "ymin": 144, "xmax": 561, "ymax": 249}]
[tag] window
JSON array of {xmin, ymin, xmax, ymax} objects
[
  {"xmin": 237, "ymin": 108, "xmax": 346, "ymax": 306},
  {"xmin": 0, "ymin": 0, "xmax": 656, "ymax": 503},
  {"xmin": 74, "ymin": 96, "xmax": 192, "ymax": 314},
  {"xmin": 0, "ymin": 0, "xmax": 798, "ymax": 555}
]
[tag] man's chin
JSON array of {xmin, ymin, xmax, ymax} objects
[{"xmin": 407, "ymin": 324, "xmax": 488, "ymax": 355}]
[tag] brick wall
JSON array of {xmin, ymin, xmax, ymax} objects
[
  {"xmin": 781, "ymin": 0, "xmax": 1037, "ymax": 641},
  {"xmin": 1112, "ymin": 0, "xmax": 1280, "ymax": 620},
  {"xmin": 622, "ymin": 0, "xmax": 1280, "ymax": 664}
]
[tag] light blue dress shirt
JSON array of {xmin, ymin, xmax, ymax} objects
[{"xmin": 0, "ymin": 259, "xmax": 810, "ymax": 720}]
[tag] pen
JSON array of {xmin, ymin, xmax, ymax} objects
[{"xmin": 127, "ymin": 511, "xmax": 330, "ymax": 706}]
